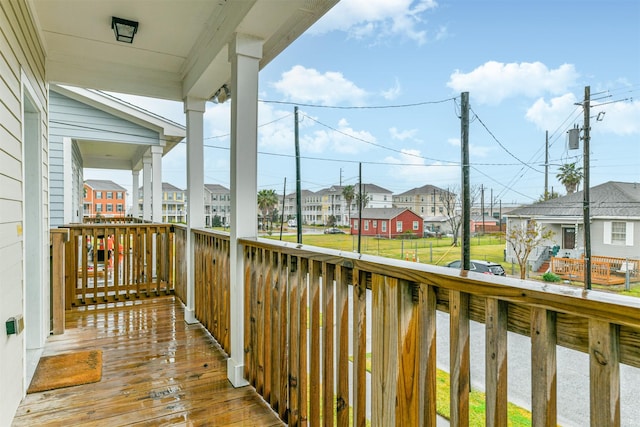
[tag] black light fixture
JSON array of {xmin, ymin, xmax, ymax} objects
[
  {"xmin": 212, "ymin": 84, "xmax": 231, "ymax": 103},
  {"xmin": 111, "ymin": 16, "xmax": 138, "ymax": 43}
]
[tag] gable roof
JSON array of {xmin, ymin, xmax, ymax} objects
[
  {"xmin": 204, "ymin": 184, "xmax": 230, "ymax": 193},
  {"xmin": 84, "ymin": 179, "xmax": 126, "ymax": 191},
  {"xmin": 507, "ymin": 181, "xmax": 640, "ymax": 218},
  {"xmin": 394, "ymin": 184, "xmax": 450, "ymax": 197},
  {"xmin": 354, "ymin": 208, "xmax": 419, "ymax": 220}
]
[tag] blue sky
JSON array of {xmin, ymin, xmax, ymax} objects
[{"xmin": 90, "ymin": 0, "xmax": 640, "ymax": 205}]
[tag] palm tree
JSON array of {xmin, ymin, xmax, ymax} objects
[
  {"xmin": 342, "ymin": 185, "xmax": 355, "ymax": 224},
  {"xmin": 556, "ymin": 163, "xmax": 583, "ymax": 194},
  {"xmin": 257, "ymin": 189, "xmax": 278, "ymax": 231}
]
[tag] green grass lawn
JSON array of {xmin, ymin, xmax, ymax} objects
[{"xmin": 267, "ymin": 232, "xmax": 507, "ymax": 267}]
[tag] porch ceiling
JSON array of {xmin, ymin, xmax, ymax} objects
[{"xmin": 28, "ymin": 0, "xmax": 339, "ymax": 102}]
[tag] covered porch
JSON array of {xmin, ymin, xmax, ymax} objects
[
  {"xmin": 13, "ymin": 296, "xmax": 283, "ymax": 426},
  {"xmin": 40, "ymin": 222, "xmax": 640, "ymax": 426}
]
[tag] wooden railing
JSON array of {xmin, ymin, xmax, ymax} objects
[
  {"xmin": 83, "ymin": 216, "xmax": 149, "ymax": 224},
  {"xmin": 230, "ymin": 237, "xmax": 639, "ymax": 426},
  {"xmin": 551, "ymin": 256, "xmax": 638, "ymax": 285},
  {"xmin": 59, "ymin": 223, "xmax": 175, "ymax": 307}
]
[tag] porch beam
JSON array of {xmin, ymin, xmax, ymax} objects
[{"xmin": 228, "ymin": 32, "xmax": 263, "ymax": 388}]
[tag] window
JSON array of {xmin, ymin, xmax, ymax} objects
[
  {"xmin": 364, "ymin": 221, "xmax": 369, "ymax": 231},
  {"xmin": 381, "ymin": 222, "xmax": 387, "ymax": 232},
  {"xmin": 106, "ymin": 192, "xmax": 113, "ymax": 199},
  {"xmin": 604, "ymin": 221, "xmax": 633, "ymax": 246},
  {"xmin": 396, "ymin": 221, "xmax": 403, "ymax": 233},
  {"xmin": 373, "ymin": 220, "xmax": 377, "ymax": 228},
  {"xmin": 116, "ymin": 192, "xmax": 123, "ymax": 199},
  {"xmin": 83, "ymin": 203, "xmax": 90, "ymax": 212},
  {"xmin": 431, "ymin": 207, "xmax": 435, "ymax": 213},
  {"xmin": 439, "ymin": 207, "xmax": 443, "ymax": 213},
  {"xmin": 106, "ymin": 204, "xmax": 113, "ymax": 212},
  {"xmin": 117, "ymin": 204, "xmax": 123, "ymax": 212},
  {"xmin": 611, "ymin": 222, "xmax": 626, "ymax": 244},
  {"xmin": 353, "ymin": 221, "xmax": 358, "ymax": 230},
  {"xmin": 96, "ymin": 191, "xmax": 102, "ymax": 199},
  {"xmin": 95, "ymin": 203, "xmax": 102, "ymax": 212},
  {"xmin": 413, "ymin": 221, "xmax": 419, "ymax": 230}
]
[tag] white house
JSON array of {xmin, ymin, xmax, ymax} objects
[{"xmin": 505, "ymin": 181, "xmax": 640, "ymax": 263}]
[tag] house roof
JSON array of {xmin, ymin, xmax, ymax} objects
[
  {"xmin": 394, "ymin": 184, "xmax": 449, "ymax": 197},
  {"xmin": 507, "ymin": 181, "xmax": 640, "ymax": 218},
  {"xmin": 162, "ymin": 182, "xmax": 184, "ymax": 192},
  {"xmin": 354, "ymin": 208, "xmax": 419, "ymax": 220},
  {"xmin": 85, "ymin": 179, "xmax": 126, "ymax": 191},
  {"xmin": 204, "ymin": 184, "xmax": 230, "ymax": 193}
]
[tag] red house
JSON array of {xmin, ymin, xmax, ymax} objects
[{"xmin": 351, "ymin": 208, "xmax": 423, "ymax": 238}]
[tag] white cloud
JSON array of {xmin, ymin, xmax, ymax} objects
[
  {"xmin": 384, "ymin": 148, "xmax": 458, "ymax": 185},
  {"xmin": 447, "ymin": 61, "xmax": 579, "ymax": 105},
  {"xmin": 591, "ymin": 99, "xmax": 640, "ymax": 136},
  {"xmin": 381, "ymin": 78, "xmax": 402, "ymax": 100},
  {"xmin": 525, "ymin": 93, "xmax": 579, "ymax": 131},
  {"xmin": 272, "ymin": 65, "xmax": 367, "ymax": 105},
  {"xmin": 301, "ymin": 118, "xmax": 377, "ymax": 155},
  {"xmin": 389, "ymin": 127, "xmax": 418, "ymax": 141},
  {"xmin": 310, "ymin": 0, "xmax": 437, "ymax": 44}
]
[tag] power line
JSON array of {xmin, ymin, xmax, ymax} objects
[{"xmin": 259, "ymin": 97, "xmax": 456, "ymax": 109}]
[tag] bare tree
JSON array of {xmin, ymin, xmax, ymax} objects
[
  {"xmin": 439, "ymin": 185, "xmax": 479, "ymax": 246},
  {"xmin": 506, "ymin": 219, "xmax": 555, "ymax": 279}
]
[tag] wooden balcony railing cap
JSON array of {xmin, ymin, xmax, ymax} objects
[{"xmin": 238, "ymin": 236, "xmax": 640, "ymax": 329}]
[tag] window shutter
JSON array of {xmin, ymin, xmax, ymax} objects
[
  {"xmin": 603, "ymin": 221, "xmax": 612, "ymax": 245},
  {"xmin": 627, "ymin": 222, "xmax": 634, "ymax": 246}
]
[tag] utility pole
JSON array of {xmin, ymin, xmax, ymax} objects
[
  {"xmin": 461, "ymin": 92, "xmax": 470, "ymax": 270},
  {"xmin": 583, "ymin": 86, "xmax": 591, "ymax": 290},
  {"xmin": 358, "ymin": 163, "xmax": 362, "ymax": 254},
  {"xmin": 544, "ymin": 130, "xmax": 549, "ymax": 200},
  {"xmin": 294, "ymin": 106, "xmax": 302, "ymax": 244}
]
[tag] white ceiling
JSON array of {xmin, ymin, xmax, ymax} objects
[{"xmin": 29, "ymin": 0, "xmax": 338, "ymax": 101}]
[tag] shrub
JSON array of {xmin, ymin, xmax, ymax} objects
[{"xmin": 542, "ymin": 271, "xmax": 561, "ymax": 282}]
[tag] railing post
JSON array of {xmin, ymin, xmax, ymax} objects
[
  {"xmin": 51, "ymin": 228, "xmax": 69, "ymax": 334},
  {"xmin": 531, "ymin": 308, "xmax": 557, "ymax": 427},
  {"xmin": 589, "ymin": 320, "xmax": 620, "ymax": 427}
]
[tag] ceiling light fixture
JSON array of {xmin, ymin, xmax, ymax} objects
[
  {"xmin": 111, "ymin": 16, "xmax": 139, "ymax": 43},
  {"xmin": 212, "ymin": 84, "xmax": 231, "ymax": 103}
]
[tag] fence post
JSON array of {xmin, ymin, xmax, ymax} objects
[{"xmin": 51, "ymin": 228, "xmax": 70, "ymax": 335}]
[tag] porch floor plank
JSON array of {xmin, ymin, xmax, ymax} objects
[{"xmin": 12, "ymin": 296, "xmax": 283, "ymax": 427}]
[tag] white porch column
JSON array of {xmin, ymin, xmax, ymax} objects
[
  {"xmin": 131, "ymin": 170, "xmax": 139, "ymax": 218},
  {"xmin": 151, "ymin": 145, "xmax": 163, "ymax": 222},
  {"xmin": 227, "ymin": 33, "xmax": 263, "ymax": 387},
  {"xmin": 142, "ymin": 155, "xmax": 152, "ymax": 221},
  {"xmin": 183, "ymin": 96, "xmax": 206, "ymax": 324}
]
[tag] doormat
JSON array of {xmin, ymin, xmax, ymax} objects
[{"xmin": 27, "ymin": 350, "xmax": 102, "ymax": 393}]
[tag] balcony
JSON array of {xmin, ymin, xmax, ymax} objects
[{"xmin": 35, "ymin": 223, "xmax": 640, "ymax": 426}]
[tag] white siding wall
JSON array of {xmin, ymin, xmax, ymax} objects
[{"xmin": 0, "ymin": 1, "xmax": 48, "ymax": 424}]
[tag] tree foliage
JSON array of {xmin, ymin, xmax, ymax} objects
[
  {"xmin": 506, "ymin": 219, "xmax": 554, "ymax": 279},
  {"xmin": 342, "ymin": 185, "xmax": 355, "ymax": 223},
  {"xmin": 556, "ymin": 162, "xmax": 583, "ymax": 194},
  {"xmin": 257, "ymin": 189, "xmax": 278, "ymax": 230}
]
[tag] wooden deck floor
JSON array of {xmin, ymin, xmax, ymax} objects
[{"xmin": 13, "ymin": 296, "xmax": 283, "ymax": 426}]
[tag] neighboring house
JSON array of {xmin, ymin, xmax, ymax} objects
[
  {"xmin": 351, "ymin": 208, "xmax": 424, "ymax": 238},
  {"xmin": 505, "ymin": 181, "xmax": 640, "ymax": 262},
  {"xmin": 470, "ymin": 215, "xmax": 503, "ymax": 233},
  {"xmin": 393, "ymin": 184, "xmax": 451, "ymax": 218},
  {"xmin": 204, "ymin": 184, "xmax": 231, "ymax": 227},
  {"xmin": 423, "ymin": 215, "xmax": 452, "ymax": 234},
  {"xmin": 139, "ymin": 183, "xmax": 186, "ymax": 223},
  {"xmin": 83, "ymin": 180, "xmax": 127, "ymax": 219}
]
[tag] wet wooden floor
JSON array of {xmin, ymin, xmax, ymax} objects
[{"xmin": 13, "ymin": 296, "xmax": 283, "ymax": 426}]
